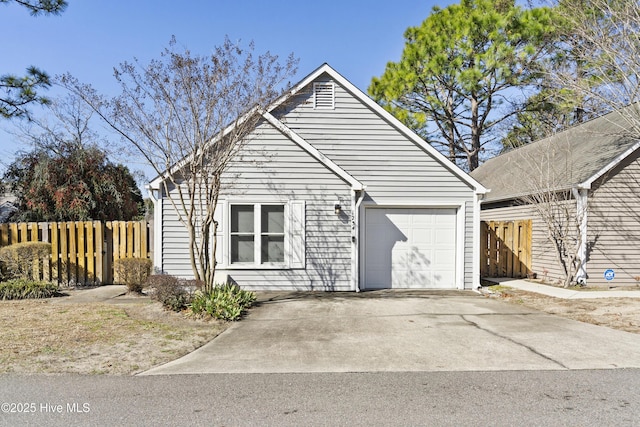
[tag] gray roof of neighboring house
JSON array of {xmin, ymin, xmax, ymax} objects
[
  {"xmin": 470, "ymin": 107, "xmax": 640, "ymax": 203},
  {"xmin": 0, "ymin": 193, "xmax": 17, "ymax": 222}
]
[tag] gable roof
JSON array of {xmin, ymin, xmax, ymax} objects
[
  {"xmin": 260, "ymin": 110, "xmax": 364, "ymax": 190},
  {"xmin": 148, "ymin": 105, "xmax": 363, "ymax": 191},
  {"xmin": 471, "ymin": 107, "xmax": 640, "ymax": 203},
  {"xmin": 149, "ymin": 63, "xmax": 487, "ymax": 195},
  {"xmin": 272, "ymin": 63, "xmax": 487, "ymax": 195}
]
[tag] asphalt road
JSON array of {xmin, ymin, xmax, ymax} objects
[{"xmin": 2, "ymin": 370, "xmax": 639, "ymax": 426}]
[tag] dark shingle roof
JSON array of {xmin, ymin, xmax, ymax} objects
[{"xmin": 470, "ymin": 107, "xmax": 640, "ymax": 202}]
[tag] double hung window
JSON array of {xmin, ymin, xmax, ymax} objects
[{"xmin": 230, "ymin": 204, "xmax": 285, "ymax": 265}]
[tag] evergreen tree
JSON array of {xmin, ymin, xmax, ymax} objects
[
  {"xmin": 369, "ymin": 0, "xmax": 556, "ymax": 170},
  {"xmin": 0, "ymin": 0, "xmax": 67, "ymax": 118}
]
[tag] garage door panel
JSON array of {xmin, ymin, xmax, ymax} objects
[
  {"xmin": 412, "ymin": 232, "xmax": 433, "ymax": 245},
  {"xmin": 364, "ymin": 208, "xmax": 456, "ymax": 289},
  {"xmin": 435, "ymin": 228, "xmax": 454, "ymax": 243},
  {"xmin": 387, "ymin": 214, "xmax": 410, "ymax": 227},
  {"xmin": 434, "ymin": 248, "xmax": 455, "ymax": 261}
]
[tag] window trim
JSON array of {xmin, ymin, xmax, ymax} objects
[
  {"xmin": 228, "ymin": 202, "xmax": 288, "ymax": 269},
  {"xmin": 260, "ymin": 205, "xmax": 286, "ymax": 264},
  {"xmin": 229, "ymin": 204, "xmax": 257, "ymax": 264}
]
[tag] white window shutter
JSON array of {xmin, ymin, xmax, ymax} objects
[
  {"xmin": 213, "ymin": 200, "xmax": 226, "ymax": 268},
  {"xmin": 289, "ymin": 200, "xmax": 306, "ymax": 268}
]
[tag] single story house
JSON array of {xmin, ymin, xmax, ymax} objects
[
  {"xmin": 471, "ymin": 107, "xmax": 640, "ymax": 287},
  {"xmin": 148, "ymin": 64, "xmax": 487, "ymax": 291}
]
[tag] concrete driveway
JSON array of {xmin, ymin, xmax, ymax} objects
[{"xmin": 141, "ymin": 290, "xmax": 640, "ymax": 375}]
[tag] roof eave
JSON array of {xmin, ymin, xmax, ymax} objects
[
  {"xmin": 148, "ymin": 63, "xmax": 489, "ymax": 195},
  {"xmin": 579, "ymin": 139, "xmax": 640, "ymax": 190},
  {"xmin": 261, "ymin": 110, "xmax": 364, "ymax": 191},
  {"xmin": 270, "ymin": 63, "xmax": 488, "ymax": 194}
]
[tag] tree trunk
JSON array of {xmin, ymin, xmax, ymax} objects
[{"xmin": 470, "ymin": 95, "xmax": 480, "ymax": 171}]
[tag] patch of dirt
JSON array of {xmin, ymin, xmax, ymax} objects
[
  {"xmin": 485, "ymin": 287, "xmax": 640, "ymax": 334},
  {"xmin": 0, "ymin": 297, "xmax": 227, "ymax": 375}
]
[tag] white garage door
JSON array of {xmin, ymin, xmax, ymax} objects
[{"xmin": 363, "ymin": 208, "xmax": 457, "ymax": 289}]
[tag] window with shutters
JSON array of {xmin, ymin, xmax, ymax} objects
[
  {"xmin": 231, "ymin": 204, "xmax": 284, "ymax": 265},
  {"xmin": 313, "ymin": 82, "xmax": 335, "ymax": 109},
  {"xmin": 224, "ymin": 201, "xmax": 305, "ymax": 268}
]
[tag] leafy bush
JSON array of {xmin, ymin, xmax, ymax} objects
[
  {"xmin": 113, "ymin": 258, "xmax": 152, "ymax": 293},
  {"xmin": 146, "ymin": 274, "xmax": 197, "ymax": 312},
  {"xmin": 190, "ymin": 283, "xmax": 256, "ymax": 321},
  {"xmin": 0, "ymin": 242, "xmax": 51, "ymax": 281},
  {"xmin": 0, "ymin": 278, "xmax": 59, "ymax": 300}
]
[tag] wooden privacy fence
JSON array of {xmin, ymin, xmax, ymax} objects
[
  {"xmin": 480, "ymin": 220, "xmax": 532, "ymax": 278},
  {"xmin": 0, "ymin": 221, "xmax": 151, "ymax": 286}
]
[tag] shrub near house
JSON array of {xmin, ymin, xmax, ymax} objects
[
  {"xmin": 146, "ymin": 274, "xmax": 256, "ymax": 321},
  {"xmin": 0, "ymin": 242, "xmax": 59, "ymax": 299},
  {"xmin": 113, "ymin": 257, "xmax": 152, "ymax": 293},
  {"xmin": 0, "ymin": 279, "xmax": 59, "ymax": 300}
]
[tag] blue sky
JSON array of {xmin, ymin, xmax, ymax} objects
[{"xmin": 1, "ymin": 0, "xmax": 444, "ymax": 181}]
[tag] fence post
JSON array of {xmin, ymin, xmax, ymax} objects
[
  {"xmin": 0, "ymin": 220, "xmax": 151, "ymax": 286},
  {"xmin": 127, "ymin": 221, "xmax": 134, "ymax": 258},
  {"xmin": 524, "ymin": 219, "xmax": 532, "ymax": 277},
  {"xmin": 0, "ymin": 224, "xmax": 8, "ymax": 247},
  {"xmin": 19, "ymin": 222, "xmax": 27, "ymax": 243},
  {"xmin": 480, "ymin": 221, "xmax": 488, "ymax": 277},
  {"xmin": 10, "ymin": 223, "xmax": 18, "ymax": 245},
  {"xmin": 94, "ymin": 221, "xmax": 103, "ymax": 285},
  {"xmin": 77, "ymin": 221, "xmax": 86, "ymax": 285},
  {"xmin": 105, "ymin": 221, "xmax": 113, "ymax": 284}
]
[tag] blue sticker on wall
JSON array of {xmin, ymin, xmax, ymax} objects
[{"xmin": 604, "ymin": 269, "xmax": 615, "ymax": 281}]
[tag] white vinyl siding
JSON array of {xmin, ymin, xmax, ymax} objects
[
  {"xmin": 157, "ymin": 69, "xmax": 480, "ymax": 291},
  {"xmin": 273, "ymin": 74, "xmax": 477, "ymax": 289},
  {"xmin": 160, "ymin": 119, "xmax": 353, "ymax": 290},
  {"xmin": 313, "ymin": 82, "xmax": 335, "ymax": 109}
]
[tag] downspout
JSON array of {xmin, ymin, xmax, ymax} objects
[
  {"xmin": 146, "ymin": 184, "xmax": 163, "ymax": 274},
  {"xmin": 352, "ymin": 189, "xmax": 365, "ymax": 292},
  {"xmin": 472, "ymin": 192, "xmax": 485, "ymax": 291},
  {"xmin": 573, "ymin": 187, "xmax": 589, "ymax": 285}
]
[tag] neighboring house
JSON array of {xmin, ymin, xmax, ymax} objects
[
  {"xmin": 0, "ymin": 193, "xmax": 17, "ymax": 223},
  {"xmin": 148, "ymin": 64, "xmax": 487, "ymax": 291},
  {"xmin": 471, "ymin": 107, "xmax": 640, "ymax": 287}
]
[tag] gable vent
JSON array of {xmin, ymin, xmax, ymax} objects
[{"xmin": 313, "ymin": 82, "xmax": 335, "ymax": 109}]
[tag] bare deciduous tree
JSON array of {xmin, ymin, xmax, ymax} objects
[
  {"xmin": 545, "ymin": 0, "xmax": 640, "ymax": 134},
  {"xmin": 519, "ymin": 187, "xmax": 586, "ymax": 288},
  {"xmin": 501, "ymin": 137, "xmax": 587, "ymax": 287},
  {"xmin": 61, "ymin": 37, "xmax": 298, "ymax": 288},
  {"xmin": 502, "ymin": 0, "xmax": 640, "ymax": 286}
]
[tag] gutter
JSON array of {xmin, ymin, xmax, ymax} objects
[
  {"xmin": 572, "ymin": 187, "xmax": 589, "ymax": 285},
  {"xmin": 472, "ymin": 191, "xmax": 486, "ymax": 290},
  {"xmin": 352, "ymin": 189, "xmax": 366, "ymax": 292},
  {"xmin": 145, "ymin": 183, "xmax": 163, "ymax": 274}
]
